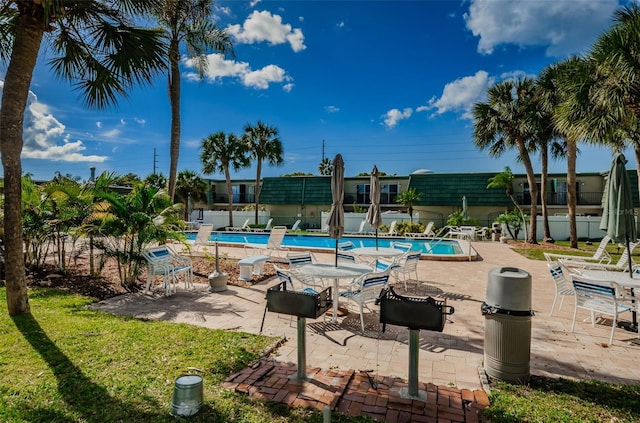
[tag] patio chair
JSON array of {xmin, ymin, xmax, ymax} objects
[
  {"xmin": 190, "ymin": 223, "xmax": 213, "ymax": 253},
  {"xmin": 390, "ymin": 241, "xmax": 412, "ymax": 252},
  {"xmin": 340, "ymin": 270, "xmax": 390, "ymax": 331},
  {"xmin": 347, "ymin": 220, "xmax": 369, "ymax": 235},
  {"xmin": 394, "ymin": 252, "xmax": 422, "ymax": 290},
  {"xmin": 226, "ymin": 218, "xmax": 251, "ymax": 232},
  {"xmin": 570, "ymin": 276, "xmax": 633, "ymax": 345},
  {"xmin": 404, "ymin": 222, "xmax": 435, "ymax": 238},
  {"xmin": 287, "ymin": 251, "xmax": 317, "ymax": 268},
  {"xmin": 290, "ymin": 219, "xmax": 302, "ymax": 231},
  {"xmin": 561, "ymin": 240, "xmax": 638, "ymax": 272},
  {"xmin": 338, "ymin": 241, "xmax": 356, "ymax": 251},
  {"xmin": 544, "ymin": 236, "xmax": 612, "ymax": 265},
  {"xmin": 547, "ymin": 262, "xmax": 575, "ymax": 316},
  {"xmin": 244, "ymin": 226, "xmax": 289, "ymax": 259},
  {"xmin": 273, "ymin": 265, "xmax": 318, "ymax": 294},
  {"xmin": 142, "ymin": 245, "xmax": 193, "ymax": 296},
  {"xmin": 337, "ymin": 251, "xmax": 357, "ymax": 264}
]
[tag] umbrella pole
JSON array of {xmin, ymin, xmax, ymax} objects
[
  {"xmin": 626, "ymin": 237, "xmax": 638, "ymax": 329},
  {"xmin": 335, "ymin": 239, "xmax": 338, "ymax": 267}
]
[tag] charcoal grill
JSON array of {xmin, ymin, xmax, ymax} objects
[
  {"xmin": 265, "ymin": 281, "xmax": 332, "ymax": 379},
  {"xmin": 377, "ymin": 287, "xmax": 454, "ymax": 399}
]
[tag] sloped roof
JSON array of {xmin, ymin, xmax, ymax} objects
[
  {"xmin": 408, "ymin": 173, "xmax": 512, "ymax": 207},
  {"xmin": 259, "ymin": 177, "xmax": 332, "ymax": 205}
]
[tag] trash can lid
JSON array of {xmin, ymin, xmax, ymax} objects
[
  {"xmin": 489, "ymin": 267, "xmax": 530, "ymax": 279},
  {"xmin": 176, "ymin": 375, "xmax": 203, "ymax": 387}
]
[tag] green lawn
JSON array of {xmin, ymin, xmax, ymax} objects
[{"xmin": 0, "ymin": 289, "xmax": 369, "ymax": 422}]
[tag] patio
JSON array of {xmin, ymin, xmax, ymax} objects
[{"xmin": 89, "ymin": 241, "xmax": 640, "ymax": 420}]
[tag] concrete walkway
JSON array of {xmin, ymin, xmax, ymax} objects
[{"xmin": 89, "ymin": 241, "xmax": 640, "ymax": 392}]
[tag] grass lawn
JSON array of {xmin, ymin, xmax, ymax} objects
[{"xmin": 0, "ymin": 288, "xmax": 370, "ymax": 422}]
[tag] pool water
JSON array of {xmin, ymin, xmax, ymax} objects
[{"xmin": 185, "ymin": 231, "xmax": 464, "ymax": 256}]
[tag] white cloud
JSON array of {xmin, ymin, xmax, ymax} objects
[
  {"xmin": 184, "ymin": 53, "xmax": 292, "ymax": 90},
  {"xmin": 464, "ymin": 0, "xmax": 618, "ymax": 57},
  {"xmin": 96, "ymin": 121, "xmax": 102, "ymax": 128},
  {"xmin": 325, "ymin": 105, "xmax": 340, "ymax": 113},
  {"xmin": 337, "ymin": 21, "xmax": 345, "ymax": 28},
  {"xmin": 102, "ymin": 128, "xmax": 121, "ymax": 138},
  {"xmin": 226, "ymin": 10, "xmax": 306, "ymax": 52},
  {"xmin": 283, "ymin": 83, "xmax": 294, "ymax": 92},
  {"xmin": 0, "ymin": 81, "xmax": 108, "ymax": 163},
  {"xmin": 382, "ymin": 108, "xmax": 413, "ymax": 129},
  {"xmin": 422, "ymin": 71, "xmax": 492, "ymax": 119},
  {"xmin": 249, "ymin": 0, "xmax": 261, "ymax": 7}
]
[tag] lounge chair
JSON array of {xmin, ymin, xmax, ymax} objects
[
  {"xmin": 560, "ymin": 241, "xmax": 638, "ymax": 272},
  {"xmin": 378, "ymin": 220, "xmax": 398, "ymax": 237},
  {"xmin": 249, "ymin": 218, "xmax": 273, "ymax": 232},
  {"xmin": 290, "ymin": 219, "xmax": 302, "ymax": 231},
  {"xmin": 544, "ymin": 235, "xmax": 612, "ymax": 264},
  {"xmin": 347, "ymin": 220, "xmax": 370, "ymax": 235},
  {"xmin": 226, "ymin": 218, "xmax": 250, "ymax": 232},
  {"xmin": 405, "ymin": 222, "xmax": 435, "ymax": 238},
  {"xmin": 189, "ymin": 223, "xmax": 214, "ymax": 253},
  {"xmin": 244, "ymin": 226, "xmax": 289, "ymax": 259}
]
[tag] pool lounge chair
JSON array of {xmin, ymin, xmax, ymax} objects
[
  {"xmin": 378, "ymin": 220, "xmax": 398, "ymax": 237},
  {"xmin": 560, "ymin": 240, "xmax": 638, "ymax": 272},
  {"xmin": 249, "ymin": 218, "xmax": 273, "ymax": 232},
  {"xmin": 405, "ymin": 222, "xmax": 435, "ymax": 238},
  {"xmin": 226, "ymin": 218, "xmax": 251, "ymax": 232},
  {"xmin": 190, "ymin": 223, "xmax": 214, "ymax": 253},
  {"xmin": 544, "ymin": 235, "xmax": 612, "ymax": 265},
  {"xmin": 244, "ymin": 226, "xmax": 289, "ymax": 259},
  {"xmin": 290, "ymin": 219, "xmax": 302, "ymax": 231}
]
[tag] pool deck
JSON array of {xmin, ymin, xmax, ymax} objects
[{"xmin": 90, "ymin": 241, "xmax": 640, "ymax": 421}]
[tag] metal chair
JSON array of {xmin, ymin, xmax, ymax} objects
[
  {"xmin": 394, "ymin": 252, "xmax": 422, "ymax": 290},
  {"xmin": 142, "ymin": 245, "xmax": 193, "ymax": 295},
  {"xmin": 547, "ymin": 262, "xmax": 575, "ymax": 316},
  {"xmin": 340, "ymin": 271, "xmax": 390, "ymax": 331}
]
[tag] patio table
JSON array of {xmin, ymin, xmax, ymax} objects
[{"xmin": 296, "ymin": 263, "xmax": 372, "ymax": 322}]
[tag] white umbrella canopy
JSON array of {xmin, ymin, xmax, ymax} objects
[
  {"xmin": 366, "ymin": 165, "xmax": 382, "ymax": 249},
  {"xmin": 462, "ymin": 196, "xmax": 468, "ymax": 220},
  {"xmin": 327, "ymin": 154, "xmax": 345, "ymax": 265}
]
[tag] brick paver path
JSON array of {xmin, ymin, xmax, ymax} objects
[{"xmin": 224, "ymin": 359, "xmax": 489, "ymax": 422}]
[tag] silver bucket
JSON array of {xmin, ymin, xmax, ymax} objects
[{"xmin": 170, "ymin": 375, "xmax": 203, "ymax": 417}]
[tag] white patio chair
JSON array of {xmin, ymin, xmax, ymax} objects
[
  {"xmin": 142, "ymin": 245, "xmax": 193, "ymax": 295},
  {"xmin": 244, "ymin": 226, "xmax": 289, "ymax": 259},
  {"xmin": 249, "ymin": 218, "xmax": 273, "ymax": 232},
  {"xmin": 226, "ymin": 218, "xmax": 250, "ymax": 232},
  {"xmin": 561, "ymin": 241, "xmax": 638, "ymax": 272},
  {"xmin": 290, "ymin": 219, "xmax": 302, "ymax": 231},
  {"xmin": 547, "ymin": 261, "xmax": 575, "ymax": 316},
  {"xmin": 404, "ymin": 221, "xmax": 435, "ymax": 238},
  {"xmin": 190, "ymin": 223, "xmax": 213, "ymax": 253},
  {"xmin": 338, "ymin": 241, "xmax": 356, "ymax": 251},
  {"xmin": 544, "ymin": 235, "xmax": 612, "ymax": 265},
  {"xmin": 571, "ymin": 276, "xmax": 633, "ymax": 345},
  {"xmin": 287, "ymin": 251, "xmax": 317, "ymax": 268},
  {"xmin": 394, "ymin": 252, "xmax": 422, "ymax": 290},
  {"xmin": 340, "ymin": 270, "xmax": 390, "ymax": 332}
]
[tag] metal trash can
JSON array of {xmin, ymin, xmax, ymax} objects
[
  {"xmin": 482, "ymin": 267, "xmax": 533, "ymax": 383},
  {"xmin": 171, "ymin": 375, "xmax": 203, "ymax": 417}
]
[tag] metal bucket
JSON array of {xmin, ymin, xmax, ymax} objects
[{"xmin": 170, "ymin": 375, "xmax": 203, "ymax": 417}]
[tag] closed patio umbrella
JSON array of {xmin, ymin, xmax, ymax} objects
[
  {"xmin": 327, "ymin": 154, "xmax": 345, "ymax": 266},
  {"xmin": 600, "ymin": 152, "xmax": 637, "ymax": 328},
  {"xmin": 366, "ymin": 165, "xmax": 382, "ymax": 249},
  {"xmin": 462, "ymin": 196, "xmax": 468, "ymax": 220}
]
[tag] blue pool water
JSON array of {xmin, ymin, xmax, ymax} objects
[{"xmin": 185, "ymin": 232, "xmax": 464, "ymax": 255}]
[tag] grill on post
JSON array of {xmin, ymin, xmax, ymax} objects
[
  {"xmin": 266, "ymin": 281, "xmax": 332, "ymax": 379},
  {"xmin": 377, "ymin": 287, "xmax": 454, "ymax": 399}
]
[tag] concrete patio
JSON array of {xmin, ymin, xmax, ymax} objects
[{"xmin": 89, "ymin": 240, "xmax": 640, "ymax": 418}]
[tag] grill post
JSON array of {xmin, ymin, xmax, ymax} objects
[{"xmin": 296, "ymin": 317, "xmax": 307, "ymax": 380}]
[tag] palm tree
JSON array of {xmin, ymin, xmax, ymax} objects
[
  {"xmin": 175, "ymin": 170, "xmax": 208, "ymax": 221},
  {"xmin": 144, "ymin": 173, "xmax": 168, "ymax": 191},
  {"xmin": 151, "ymin": 0, "xmax": 234, "ymax": 202},
  {"xmin": 243, "ymin": 121, "xmax": 284, "ymax": 225},
  {"xmin": 473, "ymin": 78, "xmax": 537, "ymax": 243},
  {"xmin": 396, "ymin": 188, "xmax": 422, "ymax": 223},
  {"xmin": 318, "ymin": 157, "xmax": 332, "ymax": 175},
  {"xmin": 486, "ymin": 167, "xmax": 527, "ymax": 235},
  {"xmin": 0, "ymin": 1, "xmax": 165, "ymax": 315},
  {"xmin": 200, "ymin": 131, "xmax": 250, "ymax": 227}
]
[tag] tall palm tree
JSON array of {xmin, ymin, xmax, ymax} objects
[
  {"xmin": 243, "ymin": 121, "xmax": 284, "ymax": 225},
  {"xmin": 151, "ymin": 0, "xmax": 234, "ymax": 202},
  {"xmin": 175, "ymin": 170, "xmax": 208, "ymax": 221},
  {"xmin": 396, "ymin": 188, "xmax": 421, "ymax": 223},
  {"xmin": 200, "ymin": 131, "xmax": 250, "ymax": 227},
  {"xmin": 0, "ymin": 1, "xmax": 165, "ymax": 315},
  {"xmin": 473, "ymin": 78, "xmax": 537, "ymax": 243},
  {"xmin": 486, "ymin": 166, "xmax": 527, "ymax": 234}
]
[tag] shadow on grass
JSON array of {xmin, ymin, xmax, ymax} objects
[{"xmin": 11, "ymin": 312, "xmax": 165, "ymax": 422}]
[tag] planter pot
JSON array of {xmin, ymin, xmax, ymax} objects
[{"xmin": 208, "ymin": 271, "xmax": 228, "ymax": 292}]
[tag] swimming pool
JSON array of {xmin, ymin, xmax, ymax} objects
[{"xmin": 185, "ymin": 232, "xmax": 477, "ymax": 261}]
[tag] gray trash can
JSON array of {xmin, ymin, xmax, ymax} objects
[{"xmin": 482, "ymin": 267, "xmax": 533, "ymax": 383}]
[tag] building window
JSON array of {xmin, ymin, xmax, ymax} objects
[{"xmin": 356, "ymin": 183, "xmax": 399, "ymax": 204}]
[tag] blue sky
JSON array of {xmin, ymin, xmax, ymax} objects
[{"xmin": 2, "ymin": 0, "xmax": 633, "ymax": 182}]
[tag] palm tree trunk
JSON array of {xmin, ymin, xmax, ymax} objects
[
  {"xmin": 254, "ymin": 160, "xmax": 262, "ymax": 224},
  {"xmin": 634, "ymin": 146, "xmax": 640, "ymax": 208},
  {"xmin": 567, "ymin": 139, "xmax": 578, "ymax": 248},
  {"xmin": 1, "ymin": 16, "xmax": 44, "ymax": 315},
  {"xmin": 517, "ymin": 142, "xmax": 537, "ymax": 243},
  {"xmin": 225, "ymin": 168, "xmax": 234, "ymax": 227},
  {"xmin": 540, "ymin": 143, "xmax": 554, "ymax": 242},
  {"xmin": 167, "ymin": 38, "xmax": 181, "ymax": 202}
]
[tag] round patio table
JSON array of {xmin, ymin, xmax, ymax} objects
[
  {"xmin": 351, "ymin": 247, "xmax": 404, "ymax": 258},
  {"xmin": 296, "ymin": 263, "xmax": 372, "ymax": 322}
]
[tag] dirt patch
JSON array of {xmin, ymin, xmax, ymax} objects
[{"xmin": 26, "ymin": 254, "xmax": 277, "ymax": 302}]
